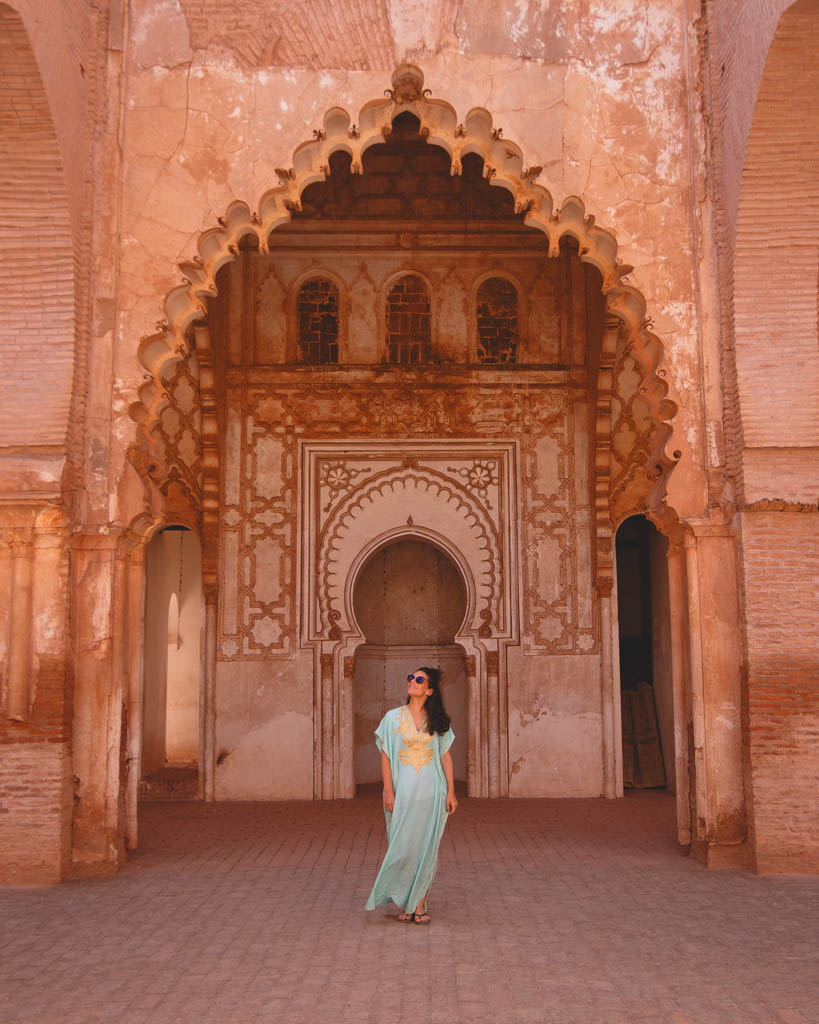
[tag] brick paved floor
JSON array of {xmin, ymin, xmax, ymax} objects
[{"xmin": 1, "ymin": 789, "xmax": 818, "ymax": 1024}]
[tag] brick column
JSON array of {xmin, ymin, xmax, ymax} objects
[{"xmin": 739, "ymin": 509, "xmax": 819, "ymax": 874}]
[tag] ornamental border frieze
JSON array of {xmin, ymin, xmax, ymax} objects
[
  {"xmin": 217, "ymin": 381, "xmax": 600, "ymax": 660},
  {"xmin": 300, "ymin": 438, "xmax": 518, "ymax": 648}
]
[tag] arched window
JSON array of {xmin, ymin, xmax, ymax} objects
[
  {"xmin": 385, "ymin": 274, "xmax": 431, "ymax": 364},
  {"xmin": 476, "ymin": 277, "xmax": 518, "ymax": 364},
  {"xmin": 297, "ymin": 277, "xmax": 339, "ymax": 363}
]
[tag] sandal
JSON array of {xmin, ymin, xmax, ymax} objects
[
  {"xmin": 413, "ymin": 911, "xmax": 431, "ymax": 925},
  {"xmin": 397, "ymin": 911, "xmax": 413, "ymax": 923}
]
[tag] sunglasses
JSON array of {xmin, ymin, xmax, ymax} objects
[{"xmin": 407, "ymin": 674, "xmax": 429, "ymax": 684}]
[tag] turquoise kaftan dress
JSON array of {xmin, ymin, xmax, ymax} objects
[{"xmin": 365, "ymin": 704, "xmax": 455, "ymax": 913}]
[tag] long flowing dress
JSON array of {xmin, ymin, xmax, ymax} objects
[{"xmin": 365, "ymin": 704, "xmax": 455, "ymax": 913}]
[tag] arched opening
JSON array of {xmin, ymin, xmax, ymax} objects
[
  {"xmin": 297, "ymin": 277, "xmax": 340, "ymax": 364},
  {"xmin": 130, "ymin": 66, "xmax": 680, "ymax": 808},
  {"xmin": 615, "ymin": 516, "xmax": 675, "ymax": 792},
  {"xmin": 140, "ymin": 526, "xmax": 203, "ymax": 799},
  {"xmin": 384, "ymin": 273, "xmax": 431, "ymax": 364},
  {"xmin": 476, "ymin": 276, "xmax": 519, "ymax": 364},
  {"xmin": 352, "ymin": 539, "xmax": 468, "ymax": 791}
]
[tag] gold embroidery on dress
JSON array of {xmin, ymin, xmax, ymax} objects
[{"xmin": 397, "ymin": 707, "xmax": 434, "ymax": 772}]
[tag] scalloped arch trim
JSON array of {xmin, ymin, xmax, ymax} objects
[
  {"xmin": 319, "ymin": 468, "xmax": 501, "ymax": 641},
  {"xmin": 130, "ymin": 63, "xmax": 678, "ymax": 539}
]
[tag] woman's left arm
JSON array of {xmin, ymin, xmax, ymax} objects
[{"xmin": 441, "ymin": 750, "xmax": 458, "ymax": 814}]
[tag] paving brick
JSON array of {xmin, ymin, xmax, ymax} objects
[{"xmin": 0, "ymin": 789, "xmax": 818, "ymax": 1023}]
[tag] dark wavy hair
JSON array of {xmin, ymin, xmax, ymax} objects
[{"xmin": 406, "ymin": 666, "xmax": 451, "ymax": 735}]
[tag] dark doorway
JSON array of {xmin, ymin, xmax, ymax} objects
[
  {"xmin": 615, "ymin": 516, "xmax": 675, "ymax": 790},
  {"xmin": 352, "ymin": 538, "xmax": 468, "ymax": 789}
]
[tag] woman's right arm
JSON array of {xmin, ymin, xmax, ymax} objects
[{"xmin": 381, "ymin": 750, "xmax": 395, "ymax": 811}]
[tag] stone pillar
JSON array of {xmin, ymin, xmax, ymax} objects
[
  {"xmin": 202, "ymin": 579, "xmax": 218, "ymax": 801},
  {"xmin": 599, "ymin": 577, "xmax": 617, "ymax": 799},
  {"xmin": 7, "ymin": 530, "xmax": 34, "ymax": 722},
  {"xmin": 320, "ymin": 651, "xmax": 335, "ymax": 799},
  {"xmin": 341, "ymin": 655, "xmax": 355, "ymax": 798},
  {"xmin": 71, "ymin": 534, "xmax": 126, "ymax": 874},
  {"xmin": 124, "ymin": 545, "xmax": 145, "ymax": 850},
  {"xmin": 486, "ymin": 649, "xmax": 500, "ymax": 797},
  {"xmin": 666, "ymin": 542, "xmax": 692, "ymax": 846},
  {"xmin": 104, "ymin": 549, "xmax": 129, "ymax": 853},
  {"xmin": 465, "ymin": 654, "xmax": 477, "ymax": 796},
  {"xmin": 608, "ymin": 571, "xmax": 624, "ymax": 797},
  {"xmin": 683, "ymin": 523, "xmax": 746, "ymax": 867}
]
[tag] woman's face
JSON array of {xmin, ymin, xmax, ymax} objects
[{"xmin": 407, "ymin": 670, "xmax": 433, "ymax": 700}]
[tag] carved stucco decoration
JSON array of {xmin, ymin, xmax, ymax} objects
[
  {"xmin": 300, "ymin": 439, "xmax": 519, "ymax": 649},
  {"xmin": 221, "ymin": 384, "xmax": 591, "ymax": 660},
  {"xmin": 130, "ymin": 62, "xmax": 679, "ymax": 585},
  {"xmin": 155, "ymin": 352, "xmax": 203, "ymax": 529}
]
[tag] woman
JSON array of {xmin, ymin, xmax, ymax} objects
[{"xmin": 365, "ymin": 666, "xmax": 458, "ymax": 925}]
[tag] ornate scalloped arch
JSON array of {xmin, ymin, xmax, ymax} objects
[
  {"xmin": 316, "ymin": 468, "xmax": 501, "ymax": 641},
  {"xmin": 130, "ymin": 63, "xmax": 679, "ymax": 583}
]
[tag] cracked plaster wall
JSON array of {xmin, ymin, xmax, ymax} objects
[{"xmin": 112, "ymin": 0, "xmax": 710, "ymax": 527}]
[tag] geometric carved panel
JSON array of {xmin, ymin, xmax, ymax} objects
[
  {"xmin": 300, "ymin": 438, "xmax": 520, "ymax": 645},
  {"xmin": 218, "ymin": 379, "xmax": 598, "ymax": 659}
]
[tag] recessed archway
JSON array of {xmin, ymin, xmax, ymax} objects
[
  {"xmin": 124, "ymin": 63, "xmax": 685, "ymax": 815},
  {"xmin": 128, "ymin": 63, "xmax": 680, "ymax": 594},
  {"xmin": 140, "ymin": 526, "xmax": 203, "ymax": 801},
  {"xmin": 352, "ymin": 538, "xmax": 468, "ymax": 789},
  {"xmin": 615, "ymin": 515, "xmax": 675, "ymax": 793}
]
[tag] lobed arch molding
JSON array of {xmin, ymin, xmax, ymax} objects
[
  {"xmin": 129, "ymin": 62, "xmax": 680, "ymax": 586},
  {"xmin": 316, "ymin": 470, "xmax": 502, "ymax": 646}
]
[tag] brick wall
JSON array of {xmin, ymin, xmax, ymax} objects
[
  {"xmin": 740, "ymin": 511, "xmax": 819, "ymax": 874},
  {"xmin": 385, "ymin": 275, "xmax": 431, "ymax": 364},
  {"xmin": 733, "ymin": 1, "xmax": 819, "ymax": 473},
  {"xmin": 704, "ymin": 0, "xmax": 819, "ymax": 874},
  {"xmin": 0, "ymin": 740, "xmax": 71, "ymax": 883},
  {"xmin": 0, "ymin": 5, "xmax": 74, "ymax": 448},
  {"xmin": 701, "ymin": 0, "xmax": 792, "ymax": 498},
  {"xmin": 0, "ymin": 531, "xmax": 73, "ymax": 883}
]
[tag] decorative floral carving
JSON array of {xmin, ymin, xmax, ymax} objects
[
  {"xmin": 447, "ymin": 460, "xmax": 499, "ymax": 504},
  {"xmin": 319, "ymin": 460, "xmax": 362, "ymax": 505}
]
